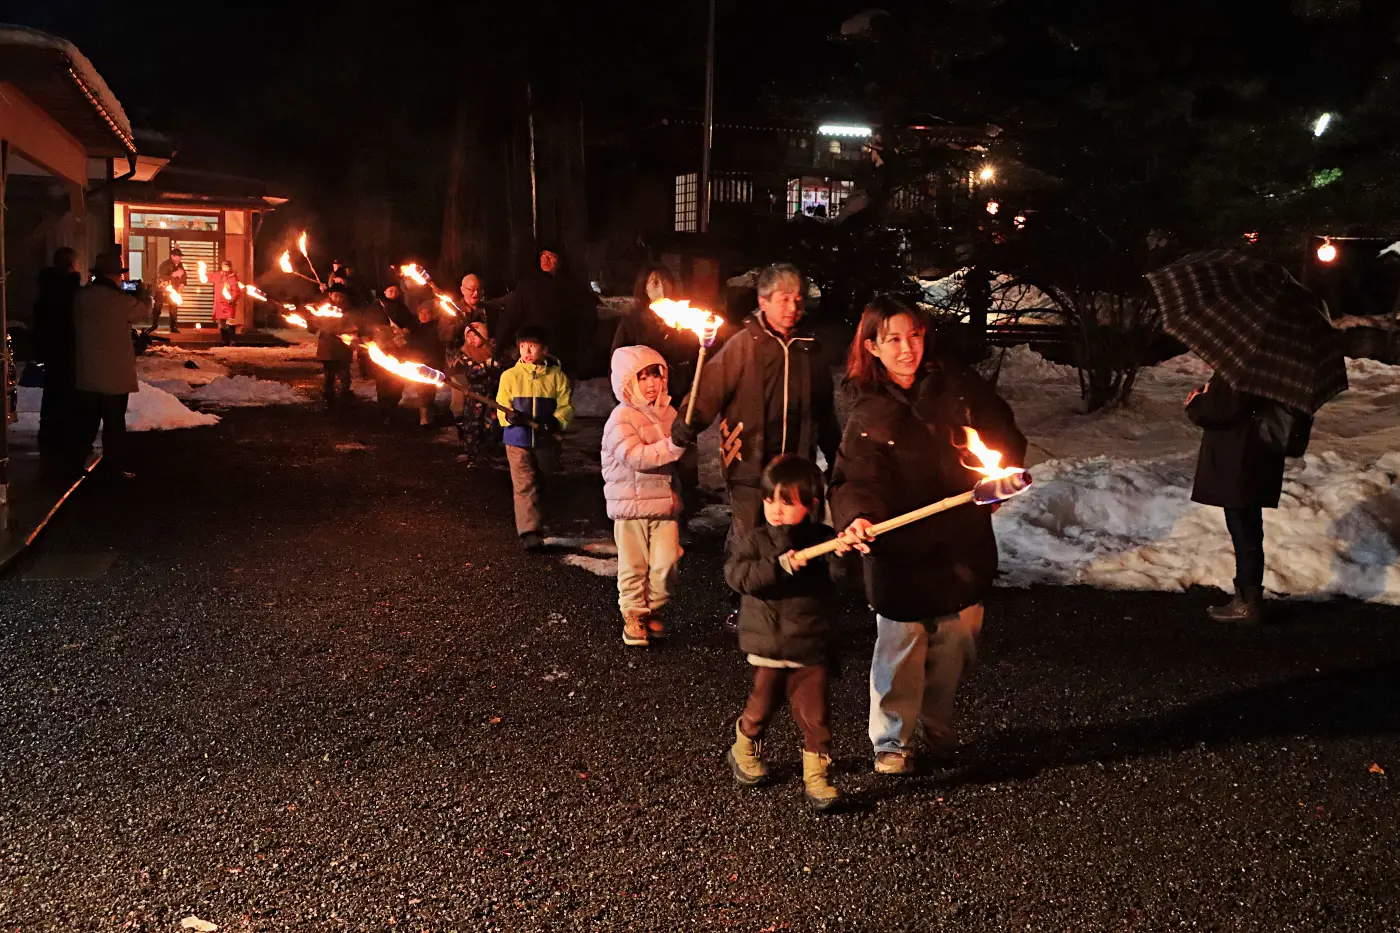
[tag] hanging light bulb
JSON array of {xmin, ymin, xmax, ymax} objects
[
  {"xmin": 978, "ymin": 164, "xmax": 996, "ymax": 183},
  {"xmin": 1316, "ymin": 239, "xmax": 1338, "ymax": 263}
]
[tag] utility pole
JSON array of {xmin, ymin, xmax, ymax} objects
[
  {"xmin": 0, "ymin": 140, "xmax": 9, "ymax": 533},
  {"xmin": 699, "ymin": 0, "xmax": 716, "ymax": 233}
]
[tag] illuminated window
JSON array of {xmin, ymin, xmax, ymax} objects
[
  {"xmin": 674, "ymin": 173, "xmax": 698, "ymax": 232},
  {"xmin": 710, "ymin": 175, "xmax": 752, "ymax": 204}
]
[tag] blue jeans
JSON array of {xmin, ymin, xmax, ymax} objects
[{"xmin": 869, "ymin": 605, "xmax": 984, "ymax": 755}]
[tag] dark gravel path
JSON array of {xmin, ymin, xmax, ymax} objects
[{"xmin": 2, "ymin": 401, "xmax": 1398, "ymax": 932}]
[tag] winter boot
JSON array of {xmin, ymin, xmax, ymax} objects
[
  {"xmin": 802, "ymin": 751, "xmax": 840, "ymax": 811},
  {"xmin": 1208, "ymin": 585, "xmax": 1263, "ymax": 624},
  {"xmin": 874, "ymin": 751, "xmax": 916, "ymax": 775},
  {"xmin": 645, "ymin": 612, "xmax": 667, "ymax": 640},
  {"xmin": 727, "ymin": 719, "xmax": 767, "ymax": 786},
  {"xmin": 622, "ymin": 612, "xmax": 649, "ymax": 647}
]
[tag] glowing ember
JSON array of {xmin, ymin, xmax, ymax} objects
[
  {"xmin": 284, "ymin": 312, "xmax": 308, "ymax": 328},
  {"xmin": 197, "ymin": 260, "xmax": 209, "ymax": 284},
  {"xmin": 399, "ymin": 263, "xmax": 430, "ymax": 286},
  {"xmin": 164, "ymin": 285, "xmax": 184, "ymax": 307},
  {"xmin": 649, "ymin": 298, "xmax": 722, "ymax": 343},
  {"xmin": 958, "ymin": 427, "xmax": 1020, "ymax": 480},
  {"xmin": 242, "ymin": 284, "xmax": 270, "ymax": 302},
  {"xmin": 363, "ymin": 341, "xmax": 446, "ymax": 386},
  {"xmin": 308, "ymin": 304, "xmax": 343, "ymax": 319},
  {"xmin": 222, "ymin": 284, "xmax": 234, "ymax": 301},
  {"xmin": 278, "ymin": 251, "xmax": 294, "ymax": 274}
]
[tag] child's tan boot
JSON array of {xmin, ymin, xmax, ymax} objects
[
  {"xmin": 802, "ymin": 751, "xmax": 840, "ymax": 811},
  {"xmin": 727, "ymin": 719, "xmax": 766, "ymax": 786},
  {"xmin": 622, "ymin": 612, "xmax": 649, "ymax": 647}
]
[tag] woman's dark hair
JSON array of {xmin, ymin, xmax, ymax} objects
[
  {"xmin": 845, "ymin": 295, "xmax": 931, "ymax": 388},
  {"xmin": 632, "ymin": 264, "xmax": 678, "ymax": 312},
  {"xmin": 761, "ymin": 454, "xmax": 825, "ymax": 517}
]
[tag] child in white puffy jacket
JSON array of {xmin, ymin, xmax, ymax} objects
[{"xmin": 603, "ymin": 345, "xmax": 687, "ymax": 647}]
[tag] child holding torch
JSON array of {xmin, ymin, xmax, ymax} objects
[
  {"xmin": 829, "ymin": 297, "xmax": 1026, "ymax": 777},
  {"xmin": 497, "ymin": 326, "xmax": 573, "ymax": 551},
  {"xmin": 602, "ymin": 346, "xmax": 688, "ymax": 646},
  {"xmin": 725, "ymin": 454, "xmax": 854, "ymax": 811}
]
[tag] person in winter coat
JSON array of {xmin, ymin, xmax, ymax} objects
[
  {"xmin": 73, "ymin": 251, "xmax": 154, "ymax": 478},
  {"xmin": 672, "ymin": 262, "xmax": 841, "ymax": 627},
  {"xmin": 1185, "ymin": 374, "xmax": 1286, "ymax": 624},
  {"xmin": 496, "ymin": 247, "xmax": 600, "ymax": 376},
  {"xmin": 603, "ymin": 345, "xmax": 688, "ymax": 646},
  {"xmin": 725, "ymin": 455, "xmax": 852, "ymax": 811},
  {"xmin": 830, "ymin": 297, "xmax": 1026, "ymax": 776},
  {"xmin": 314, "ymin": 285, "xmax": 357, "ymax": 412},
  {"xmin": 33, "ymin": 246, "xmax": 82, "ymax": 465},
  {"xmin": 153, "ymin": 247, "xmax": 187, "ymax": 331},
  {"xmin": 497, "ymin": 326, "xmax": 574, "ymax": 551},
  {"xmin": 405, "ymin": 303, "xmax": 447, "ymax": 427},
  {"xmin": 455, "ymin": 321, "xmax": 501, "ymax": 462},
  {"xmin": 211, "ymin": 259, "xmax": 241, "ymax": 346},
  {"xmin": 360, "ymin": 286, "xmax": 411, "ymax": 424},
  {"xmin": 612, "ymin": 264, "xmax": 704, "ymax": 534}
]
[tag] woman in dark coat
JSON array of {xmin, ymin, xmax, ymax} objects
[
  {"xmin": 1185, "ymin": 373, "xmax": 1285, "ymax": 623},
  {"xmin": 830, "ymin": 297, "xmax": 1026, "ymax": 776}
]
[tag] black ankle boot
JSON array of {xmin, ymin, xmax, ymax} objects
[{"xmin": 1208, "ymin": 586, "xmax": 1263, "ymax": 624}]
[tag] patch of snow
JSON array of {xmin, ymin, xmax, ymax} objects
[
  {"xmin": 560, "ymin": 553, "xmax": 620, "ymax": 577},
  {"xmin": 185, "ymin": 375, "xmax": 305, "ymax": 407},
  {"xmin": 126, "ymin": 382, "xmax": 220, "ymax": 432},
  {"xmin": 571, "ymin": 377, "xmax": 617, "ymax": 418},
  {"xmin": 334, "ymin": 442, "xmax": 372, "ymax": 452}
]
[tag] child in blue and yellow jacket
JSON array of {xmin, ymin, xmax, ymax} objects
[{"xmin": 497, "ymin": 325, "xmax": 574, "ymax": 550}]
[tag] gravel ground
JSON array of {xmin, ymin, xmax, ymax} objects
[{"xmin": 2, "ymin": 393, "xmax": 1399, "ymax": 932}]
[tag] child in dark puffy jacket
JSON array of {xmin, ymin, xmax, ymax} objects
[{"xmin": 723, "ymin": 454, "xmax": 852, "ymax": 811}]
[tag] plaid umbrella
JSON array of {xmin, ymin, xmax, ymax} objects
[{"xmin": 1145, "ymin": 249, "xmax": 1348, "ymax": 412}]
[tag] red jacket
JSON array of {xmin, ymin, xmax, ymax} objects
[{"xmin": 213, "ymin": 271, "xmax": 241, "ymax": 321}]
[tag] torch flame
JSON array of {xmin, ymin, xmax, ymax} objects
[
  {"xmin": 284, "ymin": 312, "xmax": 308, "ymax": 328},
  {"xmin": 650, "ymin": 298, "xmax": 722, "ymax": 344},
  {"xmin": 436, "ymin": 293, "xmax": 460, "ymax": 316},
  {"xmin": 164, "ymin": 285, "xmax": 184, "ymax": 307},
  {"xmin": 278, "ymin": 251, "xmax": 294, "ymax": 274},
  {"xmin": 197, "ymin": 260, "xmax": 209, "ymax": 284},
  {"xmin": 308, "ymin": 303, "xmax": 343, "ymax": 319},
  {"xmin": 297, "ymin": 231, "xmax": 310, "ymax": 257},
  {"xmin": 222, "ymin": 284, "xmax": 234, "ymax": 301},
  {"xmin": 399, "ymin": 263, "xmax": 430, "ymax": 286},
  {"xmin": 362, "ymin": 341, "xmax": 446, "ymax": 387},
  {"xmin": 339, "ymin": 333, "xmax": 355, "ymax": 345},
  {"xmin": 242, "ymin": 284, "xmax": 270, "ymax": 302},
  {"xmin": 958, "ymin": 427, "xmax": 1020, "ymax": 480}
]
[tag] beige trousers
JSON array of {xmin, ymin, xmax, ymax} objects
[{"xmin": 614, "ymin": 518, "xmax": 683, "ymax": 615}]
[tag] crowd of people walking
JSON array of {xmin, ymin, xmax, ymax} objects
[{"xmin": 23, "ymin": 244, "xmax": 1315, "ymax": 812}]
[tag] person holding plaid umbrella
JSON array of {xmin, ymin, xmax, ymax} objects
[{"xmin": 1147, "ymin": 250, "xmax": 1348, "ymax": 623}]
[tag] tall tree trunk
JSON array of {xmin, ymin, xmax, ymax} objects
[{"xmin": 440, "ymin": 82, "xmax": 469, "ymax": 282}]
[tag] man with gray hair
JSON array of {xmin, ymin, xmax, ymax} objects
[{"xmin": 673, "ymin": 262, "xmax": 841, "ymax": 627}]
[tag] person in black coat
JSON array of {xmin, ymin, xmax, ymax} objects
[
  {"xmin": 724, "ymin": 455, "xmax": 852, "ymax": 810},
  {"xmin": 1185, "ymin": 373, "xmax": 1285, "ymax": 623},
  {"xmin": 496, "ymin": 247, "xmax": 600, "ymax": 376},
  {"xmin": 830, "ymin": 297, "xmax": 1026, "ymax": 776},
  {"xmin": 33, "ymin": 247, "xmax": 82, "ymax": 466}
]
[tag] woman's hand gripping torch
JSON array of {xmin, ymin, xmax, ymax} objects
[
  {"xmin": 649, "ymin": 299, "xmax": 723, "ymax": 425},
  {"xmin": 780, "ymin": 428, "xmax": 1033, "ymax": 573}
]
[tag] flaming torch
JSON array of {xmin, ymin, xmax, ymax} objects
[
  {"xmin": 279, "ymin": 250, "xmax": 317, "ymax": 285},
  {"xmin": 649, "ymin": 298, "xmax": 723, "ymax": 424},
  {"xmin": 221, "ymin": 283, "xmax": 234, "ymax": 302},
  {"xmin": 164, "ymin": 285, "xmax": 184, "ymax": 307},
  {"xmin": 297, "ymin": 231, "xmax": 324, "ymax": 287},
  {"xmin": 284, "ymin": 312, "xmax": 309, "ymax": 329},
  {"xmin": 779, "ymin": 427, "xmax": 1032, "ymax": 572},
  {"xmin": 362, "ymin": 341, "xmax": 534, "ymax": 427},
  {"xmin": 308, "ymin": 303, "xmax": 344, "ymax": 319},
  {"xmin": 436, "ymin": 293, "xmax": 460, "ymax": 317},
  {"xmin": 197, "ymin": 260, "xmax": 209, "ymax": 284},
  {"xmin": 242, "ymin": 284, "xmax": 271, "ymax": 303},
  {"xmin": 399, "ymin": 263, "xmax": 430, "ymax": 287}
]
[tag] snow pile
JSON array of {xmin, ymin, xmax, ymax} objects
[
  {"xmin": 997, "ymin": 452, "xmax": 1400, "ymax": 602},
  {"xmin": 136, "ymin": 349, "xmax": 230, "ymax": 386},
  {"xmin": 184, "ymin": 375, "xmax": 305, "ymax": 407},
  {"xmin": 571, "ymin": 378, "xmax": 617, "ymax": 418},
  {"xmin": 126, "ymin": 382, "xmax": 221, "ymax": 432}
]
